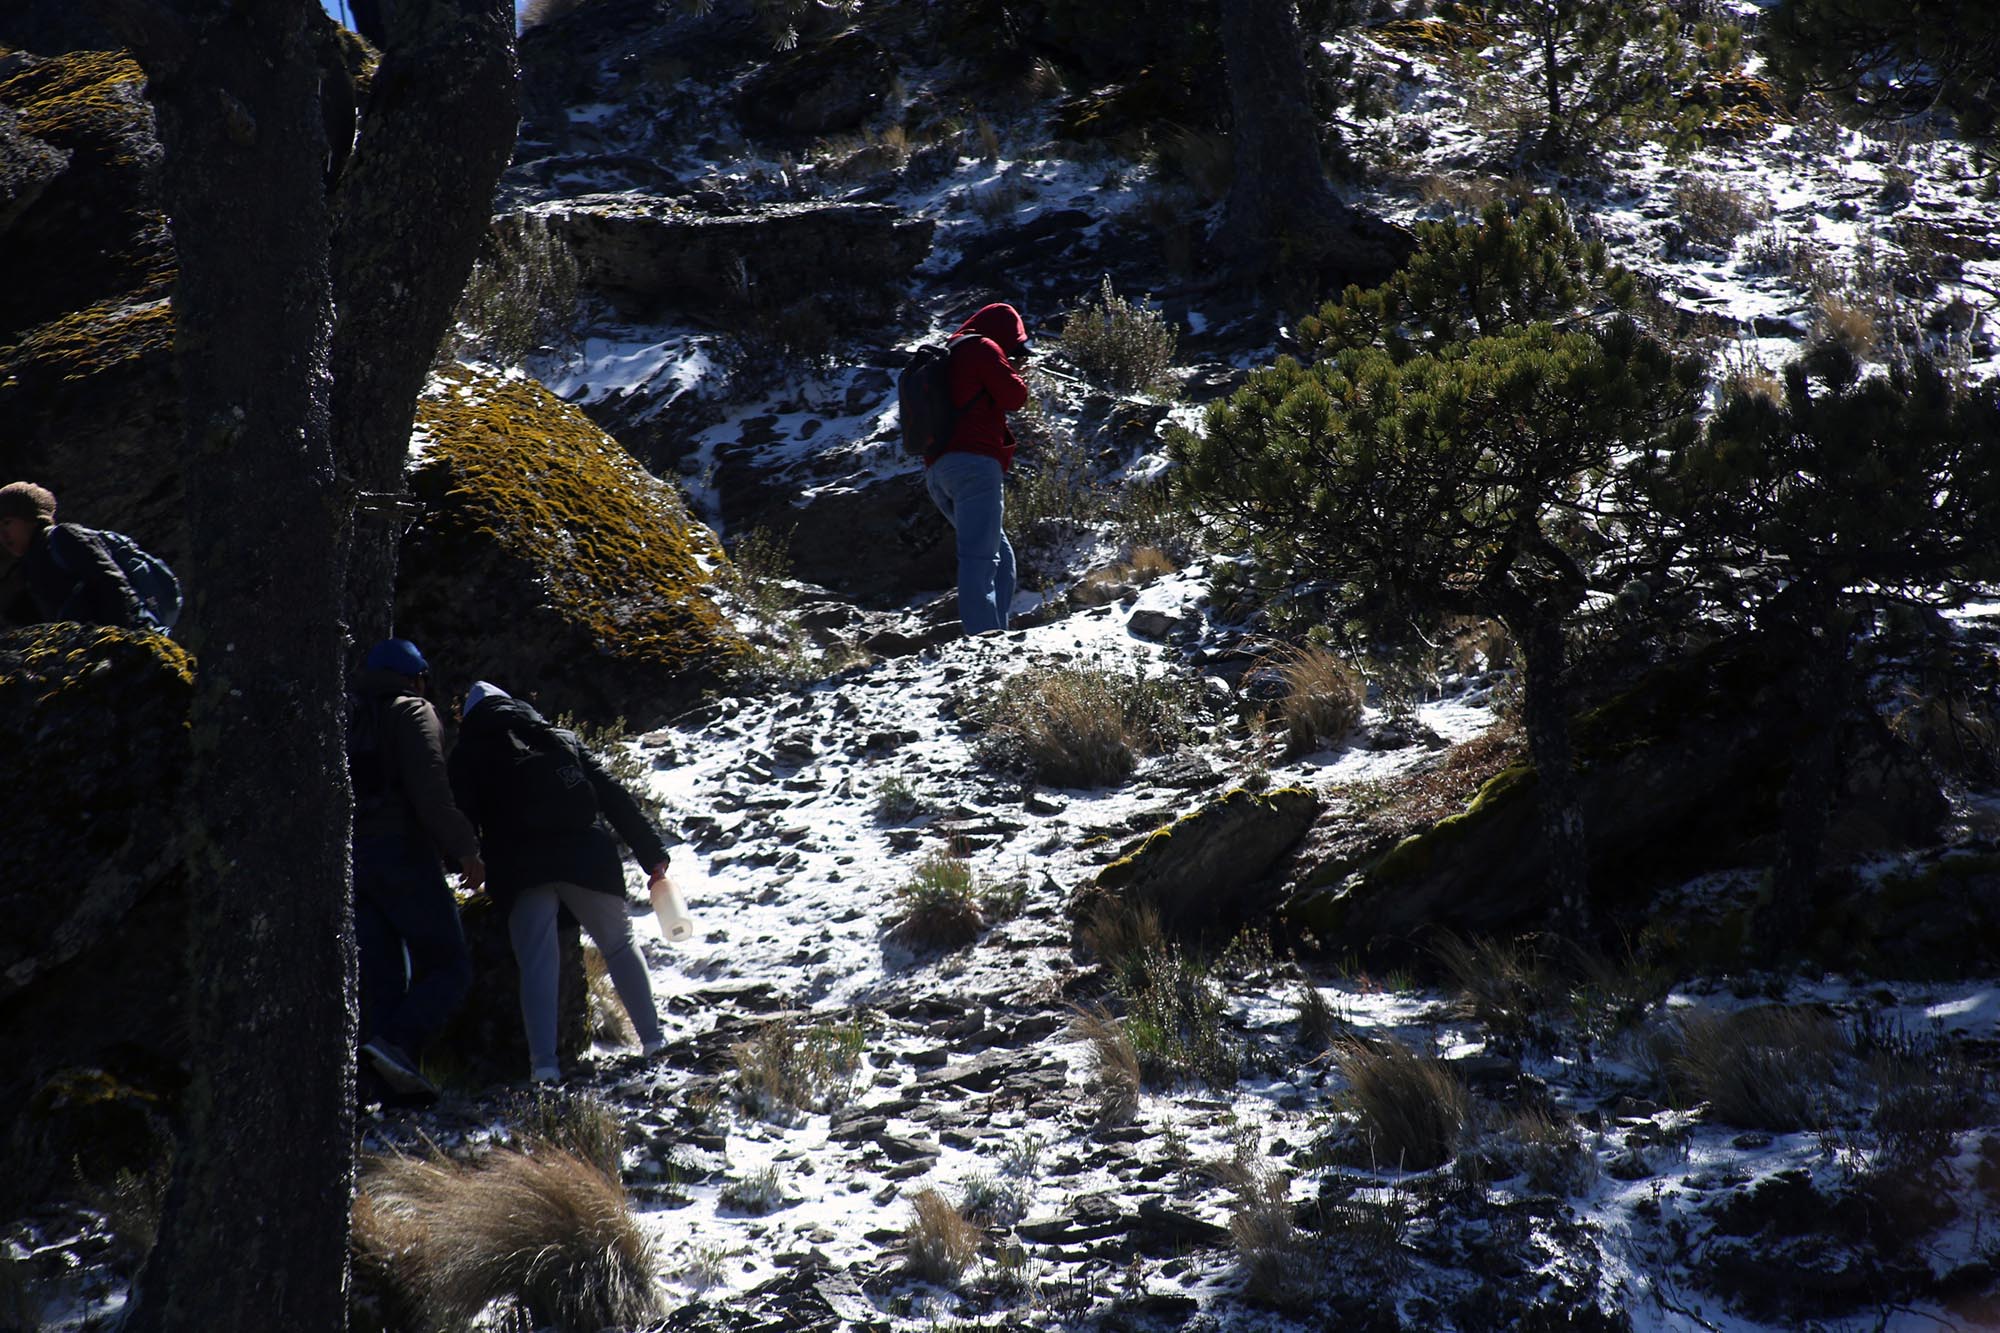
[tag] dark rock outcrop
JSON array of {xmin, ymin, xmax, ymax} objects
[
  {"xmin": 541, "ymin": 196, "xmax": 932, "ymax": 323},
  {"xmin": 0, "ymin": 624, "xmax": 193, "ymax": 1210},
  {"xmin": 1286, "ymin": 640, "xmax": 1950, "ymax": 950},
  {"xmin": 398, "ymin": 365, "xmax": 750, "ymax": 728},
  {"xmin": 1070, "ymin": 785, "xmax": 1322, "ymax": 938},
  {"xmin": 736, "ymin": 30, "xmax": 893, "ymax": 139}
]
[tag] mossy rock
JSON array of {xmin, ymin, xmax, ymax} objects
[
  {"xmin": 398, "ymin": 365, "xmax": 750, "ymax": 728},
  {"xmin": 1070, "ymin": 785, "xmax": 1321, "ymax": 940},
  {"xmin": 2, "ymin": 1065, "xmax": 175, "ymax": 1217},
  {"xmin": 1285, "ymin": 638, "xmax": 1947, "ymax": 951},
  {"xmin": 0, "ymin": 45, "xmax": 181, "ymax": 562}
]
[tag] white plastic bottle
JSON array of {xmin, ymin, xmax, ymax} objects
[{"xmin": 650, "ymin": 869, "xmax": 694, "ymax": 943}]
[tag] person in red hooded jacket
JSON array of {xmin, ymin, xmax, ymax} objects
[{"xmin": 926, "ymin": 302, "xmax": 1032, "ymax": 635}]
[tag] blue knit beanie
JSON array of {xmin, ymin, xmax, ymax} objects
[{"xmin": 363, "ymin": 638, "xmax": 429, "ymax": 676}]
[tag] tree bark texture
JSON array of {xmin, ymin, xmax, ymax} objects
[
  {"xmin": 116, "ymin": 4, "xmax": 355, "ymax": 1330},
  {"xmin": 331, "ymin": 0, "xmax": 519, "ymax": 649},
  {"xmin": 1217, "ymin": 0, "xmax": 1411, "ymax": 284},
  {"xmin": 1514, "ymin": 615, "xmax": 1590, "ymax": 929}
]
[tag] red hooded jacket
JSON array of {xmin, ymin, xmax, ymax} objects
[{"xmin": 939, "ymin": 302, "xmax": 1031, "ymax": 471}]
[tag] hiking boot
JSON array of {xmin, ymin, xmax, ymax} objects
[
  {"xmin": 363, "ymin": 1038, "xmax": 439, "ymax": 1100},
  {"xmin": 642, "ymin": 1036, "xmax": 669, "ymax": 1059},
  {"xmin": 530, "ymin": 1066, "xmax": 564, "ymax": 1085}
]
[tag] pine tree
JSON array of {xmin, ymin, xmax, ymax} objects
[
  {"xmin": 1175, "ymin": 321, "xmax": 1703, "ymax": 921},
  {"xmin": 1297, "ymin": 197, "xmax": 1636, "ymax": 364},
  {"xmin": 1764, "ymin": 0, "xmax": 2000, "ymax": 141},
  {"xmin": 1641, "ymin": 348, "xmax": 2000, "ymax": 941}
]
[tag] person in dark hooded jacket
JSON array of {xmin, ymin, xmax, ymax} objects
[
  {"xmin": 449, "ymin": 682, "xmax": 670, "ymax": 1082},
  {"xmin": 0, "ymin": 481, "xmax": 149, "ymax": 631},
  {"xmin": 926, "ymin": 302, "xmax": 1032, "ymax": 635}
]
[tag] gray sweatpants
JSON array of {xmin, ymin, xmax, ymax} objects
[{"xmin": 509, "ymin": 881, "xmax": 662, "ymax": 1075}]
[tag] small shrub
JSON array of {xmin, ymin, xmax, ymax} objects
[
  {"xmin": 1056, "ymin": 277, "xmax": 1179, "ymax": 395},
  {"xmin": 502, "ymin": 1087, "xmax": 626, "ymax": 1180},
  {"xmin": 718, "ymin": 1164, "xmax": 786, "ymax": 1214},
  {"xmin": 731, "ymin": 1016, "xmax": 865, "ymax": 1117},
  {"xmin": 1888, "ymin": 683, "xmax": 2000, "ymax": 780},
  {"xmin": 1270, "ymin": 644, "xmax": 1365, "ymax": 755},
  {"xmin": 1107, "ymin": 938, "xmax": 1240, "ymax": 1089},
  {"xmin": 1334, "ymin": 1038, "xmax": 1471, "ymax": 1172},
  {"xmin": 975, "ymin": 660, "xmax": 1195, "ymax": 787},
  {"xmin": 441, "ymin": 216, "xmax": 579, "ymax": 366},
  {"xmin": 873, "ymin": 773, "xmax": 931, "ymax": 822},
  {"xmin": 1432, "ymin": 931, "xmax": 1560, "ymax": 1054},
  {"xmin": 1669, "ymin": 1006, "xmax": 1849, "ymax": 1132},
  {"xmin": 1856, "ymin": 1015, "xmax": 1987, "ymax": 1168},
  {"xmin": 1071, "ymin": 1004, "xmax": 1141, "ymax": 1124},
  {"xmin": 1295, "ymin": 983, "xmax": 1343, "ymax": 1053},
  {"xmin": 1502, "ymin": 1108, "xmax": 1598, "ymax": 1196},
  {"xmin": 904, "ymin": 1188, "xmax": 981, "ymax": 1285},
  {"xmin": 353, "ymin": 1146, "xmax": 657, "ymax": 1333},
  {"xmin": 1226, "ymin": 1163, "xmax": 1319, "ymax": 1312},
  {"xmin": 677, "ymin": 1241, "xmax": 730, "ymax": 1289},
  {"xmin": 890, "ymin": 850, "xmax": 986, "ymax": 950},
  {"xmin": 1814, "ymin": 292, "xmax": 1879, "ymax": 358},
  {"xmin": 1673, "ymin": 177, "xmax": 1767, "ymax": 248},
  {"xmin": 959, "ymin": 1172, "xmax": 1031, "ymax": 1227}
]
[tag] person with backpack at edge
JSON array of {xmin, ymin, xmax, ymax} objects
[
  {"xmin": 449, "ymin": 680, "xmax": 672, "ymax": 1084},
  {"xmin": 350, "ymin": 638, "xmax": 486, "ymax": 1104},
  {"xmin": 0, "ymin": 481, "xmax": 160, "ymax": 632},
  {"xmin": 924, "ymin": 303, "xmax": 1032, "ymax": 635}
]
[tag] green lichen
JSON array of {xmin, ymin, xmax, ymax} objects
[
  {"xmin": 1364, "ymin": 763, "xmax": 1536, "ymax": 887},
  {"xmin": 412, "ymin": 366, "xmax": 748, "ymax": 673}
]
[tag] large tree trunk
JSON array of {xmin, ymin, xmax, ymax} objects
[
  {"xmin": 1513, "ymin": 614, "xmax": 1590, "ymax": 929},
  {"xmin": 114, "ymin": 3, "xmax": 355, "ymax": 1330},
  {"xmin": 331, "ymin": 0, "xmax": 519, "ymax": 648},
  {"xmin": 1217, "ymin": 0, "xmax": 1411, "ymax": 284}
]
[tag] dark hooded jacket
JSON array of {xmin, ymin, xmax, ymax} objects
[
  {"xmin": 10, "ymin": 523, "xmax": 148, "ymax": 630},
  {"xmin": 351, "ymin": 668, "xmax": 482, "ymax": 863},
  {"xmin": 940, "ymin": 302, "xmax": 1031, "ymax": 471},
  {"xmin": 449, "ymin": 695, "xmax": 670, "ymax": 906}
]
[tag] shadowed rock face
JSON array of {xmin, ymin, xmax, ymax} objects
[
  {"xmin": 1286, "ymin": 638, "xmax": 1951, "ymax": 952},
  {"xmin": 0, "ymin": 624, "xmax": 192, "ymax": 1211},
  {"xmin": 397, "ymin": 365, "xmax": 750, "ymax": 730}
]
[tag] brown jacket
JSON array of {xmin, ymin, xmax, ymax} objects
[{"xmin": 352, "ymin": 669, "xmax": 480, "ymax": 863}]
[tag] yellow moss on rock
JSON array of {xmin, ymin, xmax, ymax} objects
[
  {"xmin": 0, "ymin": 49, "xmax": 152, "ymax": 164},
  {"xmin": 1, "ymin": 295, "xmax": 173, "ymax": 385},
  {"xmin": 412, "ymin": 365, "xmax": 746, "ymax": 674}
]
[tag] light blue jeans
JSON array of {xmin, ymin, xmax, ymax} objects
[
  {"xmin": 509, "ymin": 882, "xmax": 661, "ymax": 1077},
  {"xmin": 925, "ymin": 450, "xmax": 1015, "ymax": 634}
]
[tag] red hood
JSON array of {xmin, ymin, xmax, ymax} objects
[{"xmin": 954, "ymin": 303, "xmax": 1029, "ymax": 356}]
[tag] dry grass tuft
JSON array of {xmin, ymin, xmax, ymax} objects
[
  {"xmin": 503, "ymin": 1087, "xmax": 626, "ymax": 1180},
  {"xmin": 977, "ymin": 661, "xmax": 1193, "ymax": 788},
  {"xmin": 1079, "ymin": 898, "xmax": 1167, "ymax": 971},
  {"xmin": 1431, "ymin": 931, "xmax": 1558, "ymax": 1053},
  {"xmin": 1814, "ymin": 293, "xmax": 1878, "ymax": 358},
  {"xmin": 731, "ymin": 1016, "xmax": 865, "ymax": 1118},
  {"xmin": 889, "ymin": 850, "xmax": 985, "ymax": 950},
  {"xmin": 352, "ymin": 1146, "xmax": 657, "ymax": 1333},
  {"xmin": 904, "ymin": 1188, "xmax": 981, "ymax": 1285},
  {"xmin": 1503, "ymin": 1107, "xmax": 1598, "ymax": 1195},
  {"xmin": 1295, "ymin": 983, "xmax": 1344, "ymax": 1054},
  {"xmin": 1225, "ymin": 1162, "xmax": 1318, "ymax": 1311},
  {"xmin": 1071, "ymin": 1004, "xmax": 1142, "ymax": 1124},
  {"xmin": 1269, "ymin": 644, "xmax": 1365, "ymax": 756},
  {"xmin": 582, "ymin": 946, "xmax": 637, "ymax": 1048},
  {"xmin": 1335, "ymin": 1038, "xmax": 1471, "ymax": 1172},
  {"xmin": 1670, "ymin": 1006, "xmax": 1848, "ymax": 1132}
]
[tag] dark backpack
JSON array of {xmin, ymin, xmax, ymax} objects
[
  {"xmin": 51, "ymin": 525, "xmax": 182, "ymax": 633},
  {"xmin": 496, "ymin": 718, "xmax": 601, "ymax": 834},
  {"xmin": 895, "ymin": 337, "xmax": 987, "ymax": 461}
]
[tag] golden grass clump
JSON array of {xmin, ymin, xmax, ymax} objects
[
  {"xmin": 352, "ymin": 1146, "xmax": 658, "ymax": 1333},
  {"xmin": 1270, "ymin": 644, "xmax": 1365, "ymax": 756},
  {"xmin": 1071, "ymin": 1003, "xmax": 1142, "ymax": 1125},
  {"xmin": 903, "ymin": 1188, "xmax": 981, "ymax": 1285},
  {"xmin": 1335, "ymin": 1038, "xmax": 1471, "ymax": 1172},
  {"xmin": 1670, "ymin": 1005, "xmax": 1848, "ymax": 1132},
  {"xmin": 978, "ymin": 661, "xmax": 1191, "ymax": 788}
]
